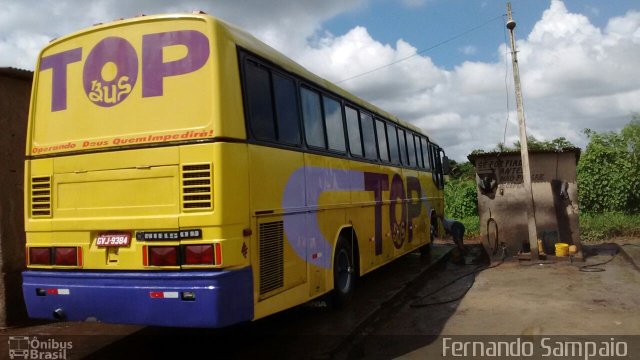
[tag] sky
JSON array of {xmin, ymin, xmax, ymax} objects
[{"xmin": 1, "ymin": 0, "xmax": 639, "ymax": 161}]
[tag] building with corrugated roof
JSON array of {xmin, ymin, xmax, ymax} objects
[{"xmin": 468, "ymin": 148, "xmax": 582, "ymax": 260}]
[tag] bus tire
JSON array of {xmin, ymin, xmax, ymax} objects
[
  {"xmin": 332, "ymin": 238, "xmax": 355, "ymax": 308},
  {"xmin": 420, "ymin": 241, "xmax": 432, "ymax": 258}
]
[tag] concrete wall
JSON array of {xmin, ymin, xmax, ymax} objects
[
  {"xmin": 0, "ymin": 68, "xmax": 32, "ymax": 326},
  {"xmin": 469, "ymin": 150, "xmax": 581, "ymax": 258}
]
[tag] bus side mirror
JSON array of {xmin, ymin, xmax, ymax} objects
[{"xmin": 442, "ymin": 156, "xmax": 451, "ymax": 175}]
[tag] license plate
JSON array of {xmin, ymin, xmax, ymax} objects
[{"xmin": 96, "ymin": 233, "xmax": 131, "ymax": 247}]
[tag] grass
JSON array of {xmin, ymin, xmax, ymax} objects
[
  {"xmin": 579, "ymin": 212, "xmax": 640, "ymax": 241},
  {"xmin": 454, "ymin": 213, "xmax": 640, "ymax": 241},
  {"xmin": 456, "ymin": 216, "xmax": 480, "ymax": 238}
]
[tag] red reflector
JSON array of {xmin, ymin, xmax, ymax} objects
[
  {"xmin": 149, "ymin": 291, "xmax": 163, "ymax": 298},
  {"xmin": 142, "ymin": 245, "xmax": 148, "ymax": 266},
  {"xmin": 47, "ymin": 289, "xmax": 58, "ymax": 295},
  {"xmin": 184, "ymin": 245, "xmax": 214, "ymax": 265},
  {"xmin": 29, "ymin": 247, "xmax": 52, "ymax": 265},
  {"xmin": 54, "ymin": 247, "xmax": 78, "ymax": 266},
  {"xmin": 214, "ymin": 243, "xmax": 222, "ymax": 265},
  {"xmin": 149, "ymin": 246, "xmax": 178, "ymax": 266}
]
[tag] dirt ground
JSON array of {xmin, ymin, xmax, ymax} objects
[
  {"xmin": 2, "ymin": 238, "xmax": 639, "ymax": 359},
  {"xmin": 365, "ymin": 237, "xmax": 640, "ymax": 359}
]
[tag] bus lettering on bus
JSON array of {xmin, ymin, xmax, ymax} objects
[{"xmin": 40, "ymin": 29, "xmax": 210, "ymax": 111}]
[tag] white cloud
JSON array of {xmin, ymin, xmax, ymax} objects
[
  {"xmin": 459, "ymin": 45, "xmax": 478, "ymax": 55},
  {"xmin": 1, "ymin": 0, "xmax": 639, "ymax": 161},
  {"xmin": 290, "ymin": 0, "xmax": 640, "ymax": 160},
  {"xmin": 0, "ymin": 0, "xmax": 364, "ymax": 71},
  {"xmin": 400, "ymin": 0, "xmax": 428, "ymax": 8},
  {"xmin": 585, "ymin": 5, "xmax": 600, "ymax": 17}
]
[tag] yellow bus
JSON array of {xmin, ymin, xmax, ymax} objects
[{"xmin": 22, "ymin": 12, "xmax": 448, "ymax": 327}]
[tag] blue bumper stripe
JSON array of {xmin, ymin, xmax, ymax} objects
[{"xmin": 22, "ymin": 268, "xmax": 254, "ymax": 328}]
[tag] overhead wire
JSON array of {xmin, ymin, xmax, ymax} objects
[{"xmin": 335, "ymin": 14, "xmax": 504, "ymax": 84}]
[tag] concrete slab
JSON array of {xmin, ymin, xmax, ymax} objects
[
  {"xmin": 390, "ymin": 241, "xmax": 640, "ymax": 359},
  {"xmin": 0, "ymin": 245, "xmax": 454, "ymax": 359}
]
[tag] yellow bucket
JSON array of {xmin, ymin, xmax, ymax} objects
[{"xmin": 555, "ymin": 243, "xmax": 569, "ymax": 257}]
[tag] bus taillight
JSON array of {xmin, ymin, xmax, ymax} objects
[
  {"xmin": 214, "ymin": 243, "xmax": 222, "ymax": 265},
  {"xmin": 148, "ymin": 246, "xmax": 179, "ymax": 266},
  {"xmin": 54, "ymin": 247, "xmax": 79, "ymax": 266},
  {"xmin": 184, "ymin": 244, "xmax": 214, "ymax": 265},
  {"xmin": 29, "ymin": 247, "xmax": 51, "ymax": 265}
]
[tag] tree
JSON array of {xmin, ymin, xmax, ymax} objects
[
  {"xmin": 444, "ymin": 178, "xmax": 478, "ymax": 219},
  {"xmin": 448, "ymin": 160, "xmax": 476, "ymax": 181},
  {"xmin": 511, "ymin": 136, "xmax": 575, "ymax": 151},
  {"xmin": 577, "ymin": 117, "xmax": 640, "ymax": 213}
]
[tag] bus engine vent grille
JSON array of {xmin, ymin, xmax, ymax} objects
[
  {"xmin": 31, "ymin": 176, "xmax": 52, "ymax": 217},
  {"xmin": 181, "ymin": 163, "xmax": 212, "ymax": 211},
  {"xmin": 259, "ymin": 221, "xmax": 284, "ymax": 295}
]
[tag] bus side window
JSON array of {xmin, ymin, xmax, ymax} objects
[
  {"xmin": 301, "ymin": 87, "xmax": 326, "ymax": 149},
  {"xmin": 323, "ymin": 96, "xmax": 346, "ymax": 152},
  {"xmin": 429, "ymin": 144, "xmax": 437, "ymax": 173},
  {"xmin": 361, "ymin": 113, "xmax": 377, "ymax": 160},
  {"xmin": 398, "ymin": 128, "xmax": 407, "ymax": 165},
  {"xmin": 435, "ymin": 148, "xmax": 444, "ymax": 189},
  {"xmin": 421, "ymin": 137, "xmax": 431, "ymax": 170},
  {"xmin": 387, "ymin": 123, "xmax": 400, "ymax": 165},
  {"xmin": 415, "ymin": 134, "xmax": 425, "ymax": 169},
  {"xmin": 430, "ymin": 143, "xmax": 440, "ymax": 186},
  {"xmin": 407, "ymin": 132, "xmax": 417, "ymax": 167},
  {"xmin": 345, "ymin": 106, "xmax": 363, "ymax": 157},
  {"xmin": 273, "ymin": 73, "xmax": 301, "ymax": 145},
  {"xmin": 375, "ymin": 119, "xmax": 389, "ymax": 162},
  {"xmin": 244, "ymin": 60, "xmax": 276, "ymax": 141}
]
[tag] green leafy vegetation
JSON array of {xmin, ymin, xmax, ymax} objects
[
  {"xmin": 577, "ymin": 116, "xmax": 640, "ymax": 213},
  {"xmin": 470, "ymin": 136, "xmax": 576, "ymax": 154},
  {"xmin": 444, "ymin": 178, "xmax": 477, "ymax": 220},
  {"xmin": 579, "ymin": 213, "xmax": 640, "ymax": 241},
  {"xmin": 445, "ymin": 115, "xmax": 640, "ymax": 240}
]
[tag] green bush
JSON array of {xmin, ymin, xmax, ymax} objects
[
  {"xmin": 577, "ymin": 118, "xmax": 640, "ymax": 213},
  {"xmin": 457, "ymin": 215, "xmax": 480, "ymax": 237},
  {"xmin": 444, "ymin": 179, "xmax": 478, "ymax": 219}
]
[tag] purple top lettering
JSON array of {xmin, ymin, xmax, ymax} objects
[
  {"xmin": 40, "ymin": 48, "xmax": 82, "ymax": 111},
  {"xmin": 142, "ymin": 30, "xmax": 210, "ymax": 97},
  {"xmin": 82, "ymin": 37, "xmax": 138, "ymax": 107}
]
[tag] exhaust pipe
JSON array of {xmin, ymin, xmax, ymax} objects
[{"xmin": 52, "ymin": 308, "xmax": 66, "ymax": 320}]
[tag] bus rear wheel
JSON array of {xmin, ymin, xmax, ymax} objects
[{"xmin": 332, "ymin": 238, "xmax": 355, "ymax": 308}]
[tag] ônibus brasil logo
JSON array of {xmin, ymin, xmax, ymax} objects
[{"xmin": 8, "ymin": 336, "xmax": 72, "ymax": 360}]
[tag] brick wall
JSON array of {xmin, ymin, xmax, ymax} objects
[{"xmin": 0, "ymin": 68, "xmax": 32, "ymax": 326}]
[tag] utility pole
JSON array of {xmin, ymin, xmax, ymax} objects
[{"xmin": 506, "ymin": 2, "xmax": 539, "ymax": 259}]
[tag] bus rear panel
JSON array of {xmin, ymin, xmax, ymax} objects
[{"xmin": 23, "ymin": 14, "xmax": 253, "ymax": 327}]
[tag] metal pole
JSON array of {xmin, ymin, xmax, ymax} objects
[{"xmin": 506, "ymin": 2, "xmax": 539, "ymax": 259}]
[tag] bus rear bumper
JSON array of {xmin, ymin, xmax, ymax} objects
[{"xmin": 22, "ymin": 268, "xmax": 254, "ymax": 328}]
